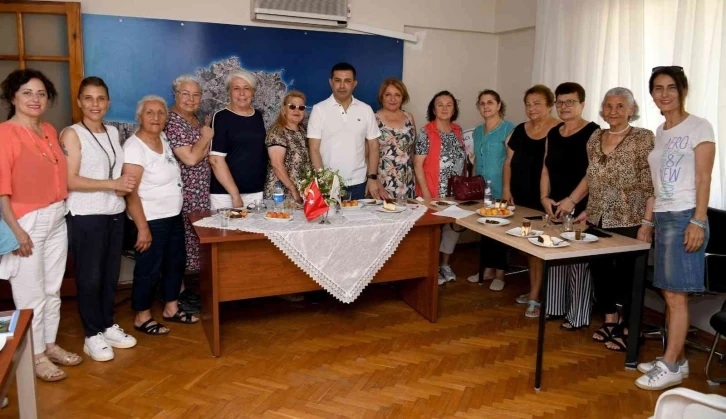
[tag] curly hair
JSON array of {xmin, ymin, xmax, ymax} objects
[
  {"xmin": 523, "ymin": 84, "xmax": 554, "ymax": 107},
  {"xmin": 426, "ymin": 90, "xmax": 459, "ymax": 122},
  {"xmin": 1, "ymin": 68, "xmax": 58, "ymax": 119}
]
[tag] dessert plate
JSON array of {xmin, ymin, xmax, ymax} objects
[
  {"xmin": 476, "ymin": 217, "xmax": 510, "ymax": 226},
  {"xmin": 506, "ymin": 227, "xmax": 544, "ymax": 238},
  {"xmin": 528, "ymin": 237, "xmax": 570, "ymax": 248},
  {"xmin": 560, "ymin": 232, "xmax": 599, "ymax": 243}
]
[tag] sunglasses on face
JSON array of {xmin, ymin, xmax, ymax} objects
[
  {"xmin": 652, "ymin": 65, "xmax": 684, "ymax": 73},
  {"xmin": 286, "ymin": 104, "xmax": 306, "ymax": 111}
]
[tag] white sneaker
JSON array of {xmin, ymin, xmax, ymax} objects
[
  {"xmin": 83, "ymin": 333, "xmax": 114, "ymax": 362},
  {"xmin": 637, "ymin": 357, "xmax": 689, "ymax": 378},
  {"xmin": 439, "ymin": 264, "xmax": 456, "ymax": 282},
  {"xmin": 438, "ymin": 273, "xmax": 447, "ymax": 286},
  {"xmin": 103, "ymin": 324, "xmax": 137, "ymax": 349},
  {"xmin": 635, "ymin": 361, "xmax": 683, "ymax": 390}
]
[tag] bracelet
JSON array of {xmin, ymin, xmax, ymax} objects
[
  {"xmin": 566, "ymin": 196, "xmax": 576, "ymax": 205},
  {"xmin": 689, "ymin": 219, "xmax": 707, "ymax": 229},
  {"xmin": 641, "ymin": 219, "xmax": 655, "ymax": 227}
]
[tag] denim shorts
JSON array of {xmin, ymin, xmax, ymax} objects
[{"xmin": 653, "ymin": 208, "xmax": 709, "ymax": 292}]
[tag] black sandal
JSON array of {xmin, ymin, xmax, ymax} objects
[
  {"xmin": 560, "ymin": 321, "xmax": 585, "ymax": 332},
  {"xmin": 134, "ymin": 319, "xmax": 169, "ymax": 335},
  {"xmin": 162, "ymin": 310, "xmax": 199, "ymax": 324},
  {"xmin": 592, "ymin": 322, "xmax": 618, "ymax": 342},
  {"xmin": 605, "ymin": 325, "xmax": 645, "ymax": 352}
]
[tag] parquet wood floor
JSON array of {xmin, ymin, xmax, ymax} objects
[{"xmin": 2, "ymin": 246, "xmax": 726, "ymax": 418}]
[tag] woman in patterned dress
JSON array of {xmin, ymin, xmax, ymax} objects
[
  {"xmin": 263, "ymin": 90, "xmax": 310, "ymax": 202},
  {"xmin": 374, "ymin": 78, "xmax": 416, "ymax": 199}
]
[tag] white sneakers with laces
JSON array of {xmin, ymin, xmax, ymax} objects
[
  {"xmin": 439, "ymin": 265, "xmax": 456, "ymax": 282},
  {"xmin": 635, "ymin": 360, "xmax": 684, "ymax": 390},
  {"xmin": 103, "ymin": 324, "xmax": 137, "ymax": 349},
  {"xmin": 637, "ymin": 357, "xmax": 689, "ymax": 378},
  {"xmin": 84, "ymin": 333, "xmax": 114, "ymax": 362}
]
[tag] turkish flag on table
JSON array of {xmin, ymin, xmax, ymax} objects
[{"xmin": 303, "ymin": 179, "xmax": 329, "ymax": 221}]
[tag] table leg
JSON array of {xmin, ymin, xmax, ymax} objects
[
  {"xmin": 478, "ymin": 235, "xmax": 485, "ymax": 284},
  {"xmin": 535, "ymin": 259, "xmax": 548, "ymax": 391},
  {"xmin": 401, "ymin": 224, "xmax": 440, "ymax": 322},
  {"xmin": 200, "ymin": 243, "xmax": 221, "ymax": 356},
  {"xmin": 16, "ymin": 328, "xmax": 37, "ymax": 419},
  {"xmin": 626, "ymin": 250, "xmax": 648, "ymax": 369}
]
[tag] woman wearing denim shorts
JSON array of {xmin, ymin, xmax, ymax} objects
[{"xmin": 635, "ymin": 66, "xmax": 716, "ymax": 391}]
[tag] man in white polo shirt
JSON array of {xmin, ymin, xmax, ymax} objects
[{"xmin": 308, "ymin": 62, "xmax": 387, "ymax": 200}]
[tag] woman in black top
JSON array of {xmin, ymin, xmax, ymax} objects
[
  {"xmin": 540, "ymin": 82, "xmax": 599, "ymax": 330},
  {"xmin": 209, "ymin": 71, "xmax": 267, "ymax": 210},
  {"xmin": 503, "ymin": 85, "xmax": 559, "ymax": 313}
]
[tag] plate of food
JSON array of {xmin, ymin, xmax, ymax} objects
[
  {"xmin": 476, "ymin": 217, "xmax": 510, "ymax": 226},
  {"xmin": 433, "ymin": 200, "xmax": 458, "ymax": 206},
  {"xmin": 265, "ymin": 211, "xmax": 293, "ymax": 222},
  {"xmin": 359, "ymin": 198, "xmax": 383, "ymax": 205},
  {"xmin": 560, "ymin": 231, "xmax": 599, "ymax": 243},
  {"xmin": 377, "ymin": 201, "xmax": 406, "ymax": 213},
  {"xmin": 340, "ymin": 200, "xmax": 363, "ymax": 209},
  {"xmin": 221, "ymin": 208, "xmax": 248, "ymax": 218},
  {"xmin": 528, "ymin": 234, "xmax": 570, "ymax": 248},
  {"xmin": 506, "ymin": 227, "xmax": 544, "ymax": 238},
  {"xmin": 477, "ymin": 207, "xmax": 514, "ymax": 218}
]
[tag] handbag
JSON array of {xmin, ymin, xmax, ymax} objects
[
  {"xmin": 0, "ymin": 219, "xmax": 19, "ymax": 256},
  {"xmin": 446, "ymin": 156, "xmax": 486, "ymax": 201}
]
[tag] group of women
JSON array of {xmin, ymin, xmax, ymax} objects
[{"xmin": 0, "ymin": 65, "xmax": 715, "ymax": 391}]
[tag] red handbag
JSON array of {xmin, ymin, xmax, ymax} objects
[{"xmin": 446, "ymin": 157, "xmax": 485, "ymax": 200}]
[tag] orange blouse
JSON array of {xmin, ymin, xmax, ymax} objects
[{"xmin": 0, "ymin": 121, "xmax": 68, "ymax": 220}]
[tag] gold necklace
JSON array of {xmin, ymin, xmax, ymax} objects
[{"xmin": 20, "ymin": 124, "xmax": 58, "ymax": 165}]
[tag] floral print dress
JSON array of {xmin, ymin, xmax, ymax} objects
[
  {"xmin": 376, "ymin": 113, "xmax": 416, "ymax": 198},
  {"xmin": 264, "ymin": 125, "xmax": 311, "ymax": 199},
  {"xmin": 164, "ymin": 111, "xmax": 211, "ymax": 273},
  {"xmin": 415, "ymin": 128, "xmax": 466, "ymax": 197}
]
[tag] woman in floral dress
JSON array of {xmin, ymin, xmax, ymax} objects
[
  {"xmin": 374, "ymin": 78, "xmax": 416, "ymax": 199},
  {"xmin": 163, "ymin": 75, "xmax": 212, "ymax": 274}
]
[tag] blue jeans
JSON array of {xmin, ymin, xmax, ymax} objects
[
  {"xmin": 346, "ymin": 182, "xmax": 367, "ymax": 200},
  {"xmin": 131, "ymin": 214, "xmax": 186, "ymax": 311}
]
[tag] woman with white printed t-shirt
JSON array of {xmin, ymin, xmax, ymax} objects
[
  {"xmin": 122, "ymin": 95, "xmax": 199, "ymax": 337},
  {"xmin": 635, "ymin": 66, "xmax": 716, "ymax": 391}
]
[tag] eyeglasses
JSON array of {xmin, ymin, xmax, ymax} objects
[
  {"xmin": 555, "ymin": 99, "xmax": 580, "ymax": 108},
  {"xmin": 286, "ymin": 104, "xmax": 306, "ymax": 111},
  {"xmin": 178, "ymin": 91, "xmax": 202, "ymax": 101},
  {"xmin": 652, "ymin": 65, "xmax": 684, "ymax": 73}
]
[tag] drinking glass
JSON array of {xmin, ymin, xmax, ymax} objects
[
  {"xmin": 521, "ymin": 220, "xmax": 532, "ymax": 236},
  {"xmin": 563, "ymin": 213, "xmax": 574, "ymax": 232},
  {"xmin": 542, "ymin": 214, "xmax": 551, "ymax": 229},
  {"xmin": 220, "ymin": 210, "xmax": 230, "ymax": 228}
]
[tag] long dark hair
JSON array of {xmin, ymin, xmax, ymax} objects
[
  {"xmin": 649, "ymin": 66, "xmax": 688, "ymax": 112},
  {"xmin": 0, "ymin": 68, "xmax": 58, "ymax": 119}
]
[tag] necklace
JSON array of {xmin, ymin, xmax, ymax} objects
[
  {"xmin": 20, "ymin": 124, "xmax": 58, "ymax": 165},
  {"xmin": 81, "ymin": 121, "xmax": 117, "ymax": 179},
  {"xmin": 608, "ymin": 125, "xmax": 631, "ymax": 135}
]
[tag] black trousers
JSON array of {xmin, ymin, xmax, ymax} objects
[
  {"xmin": 481, "ymin": 236, "xmax": 508, "ymax": 270},
  {"xmin": 69, "ymin": 212, "xmax": 125, "ymax": 337},
  {"xmin": 131, "ymin": 214, "xmax": 186, "ymax": 312},
  {"xmin": 591, "ymin": 224, "xmax": 640, "ymax": 322}
]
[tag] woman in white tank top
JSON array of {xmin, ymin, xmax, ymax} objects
[{"xmin": 60, "ymin": 77, "xmax": 139, "ymax": 364}]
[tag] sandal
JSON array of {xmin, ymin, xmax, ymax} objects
[
  {"xmin": 592, "ymin": 322, "xmax": 618, "ymax": 343},
  {"xmin": 560, "ymin": 321, "xmax": 585, "ymax": 332},
  {"xmin": 516, "ymin": 293, "xmax": 530, "ymax": 304},
  {"xmin": 34, "ymin": 356, "xmax": 67, "ymax": 382},
  {"xmin": 45, "ymin": 345, "xmax": 83, "ymax": 366},
  {"xmin": 162, "ymin": 310, "xmax": 199, "ymax": 324},
  {"xmin": 489, "ymin": 278, "xmax": 505, "ymax": 291},
  {"xmin": 605, "ymin": 326, "xmax": 644, "ymax": 352},
  {"xmin": 525, "ymin": 300, "xmax": 541, "ymax": 318},
  {"xmin": 134, "ymin": 318, "xmax": 170, "ymax": 335}
]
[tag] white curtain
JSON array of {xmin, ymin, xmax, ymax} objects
[{"xmin": 532, "ymin": 0, "xmax": 726, "ymax": 209}]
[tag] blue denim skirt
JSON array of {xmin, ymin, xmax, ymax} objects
[{"xmin": 653, "ymin": 208, "xmax": 709, "ymax": 292}]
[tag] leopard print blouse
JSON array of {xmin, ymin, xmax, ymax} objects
[{"xmin": 585, "ymin": 127, "xmax": 655, "ymax": 228}]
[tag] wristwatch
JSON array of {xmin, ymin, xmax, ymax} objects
[{"xmin": 367, "ymin": 174, "xmax": 378, "ymax": 180}]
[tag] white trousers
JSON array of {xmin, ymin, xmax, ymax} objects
[
  {"xmin": 440, "ymin": 223, "xmax": 461, "ymax": 255},
  {"xmin": 8, "ymin": 201, "xmax": 67, "ymax": 354},
  {"xmin": 210, "ymin": 192, "xmax": 264, "ymax": 210}
]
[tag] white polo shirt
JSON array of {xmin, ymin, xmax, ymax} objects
[{"xmin": 307, "ymin": 95, "xmax": 381, "ymax": 185}]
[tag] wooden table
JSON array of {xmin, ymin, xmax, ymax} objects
[
  {"xmin": 0, "ymin": 309, "xmax": 37, "ymax": 418},
  {"xmin": 428, "ymin": 201, "xmax": 651, "ymax": 390},
  {"xmin": 190, "ymin": 211, "xmax": 451, "ymax": 356}
]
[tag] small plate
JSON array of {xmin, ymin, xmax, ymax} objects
[
  {"xmin": 265, "ymin": 215, "xmax": 293, "ymax": 222},
  {"xmin": 506, "ymin": 227, "xmax": 544, "ymax": 238},
  {"xmin": 477, "ymin": 208, "xmax": 514, "ymax": 218},
  {"xmin": 377, "ymin": 205, "xmax": 406, "ymax": 213},
  {"xmin": 434, "ymin": 200, "xmax": 457, "ymax": 206},
  {"xmin": 528, "ymin": 237, "xmax": 570, "ymax": 248},
  {"xmin": 359, "ymin": 199, "xmax": 382, "ymax": 205},
  {"xmin": 341, "ymin": 202, "xmax": 364, "ymax": 210},
  {"xmin": 560, "ymin": 232, "xmax": 599, "ymax": 243},
  {"xmin": 476, "ymin": 217, "xmax": 511, "ymax": 226}
]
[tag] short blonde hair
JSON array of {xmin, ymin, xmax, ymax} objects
[
  {"xmin": 226, "ymin": 71, "xmax": 257, "ymax": 91},
  {"xmin": 273, "ymin": 90, "xmax": 306, "ymax": 130},
  {"xmin": 376, "ymin": 78, "xmax": 409, "ymax": 108},
  {"xmin": 135, "ymin": 95, "xmax": 168, "ymax": 121}
]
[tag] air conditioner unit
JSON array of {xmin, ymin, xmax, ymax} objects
[{"xmin": 251, "ymin": 0, "xmax": 348, "ymax": 28}]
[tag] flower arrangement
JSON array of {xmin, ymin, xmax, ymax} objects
[{"xmin": 297, "ymin": 168, "xmax": 347, "ymax": 206}]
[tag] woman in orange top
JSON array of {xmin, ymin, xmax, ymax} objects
[{"xmin": 0, "ymin": 69, "xmax": 82, "ymax": 382}]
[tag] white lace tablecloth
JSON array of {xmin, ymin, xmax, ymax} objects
[{"xmin": 193, "ymin": 205, "xmax": 429, "ymax": 303}]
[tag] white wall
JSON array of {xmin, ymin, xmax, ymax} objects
[{"xmin": 496, "ymin": 28, "xmax": 536, "ymax": 124}]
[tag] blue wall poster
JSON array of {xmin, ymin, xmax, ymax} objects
[{"xmin": 82, "ymin": 14, "xmax": 404, "ymax": 139}]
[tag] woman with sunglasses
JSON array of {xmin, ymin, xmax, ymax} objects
[
  {"xmin": 571, "ymin": 87, "xmax": 654, "ymax": 352},
  {"xmin": 264, "ymin": 90, "xmax": 310, "ymax": 203},
  {"xmin": 634, "ymin": 67, "xmax": 715, "ymax": 391}
]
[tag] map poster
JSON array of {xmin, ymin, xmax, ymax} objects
[{"xmin": 82, "ymin": 14, "xmax": 404, "ymax": 140}]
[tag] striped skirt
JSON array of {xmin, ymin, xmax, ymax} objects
[{"xmin": 545, "ymin": 263, "xmax": 593, "ymax": 328}]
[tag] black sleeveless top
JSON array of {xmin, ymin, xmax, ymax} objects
[
  {"xmin": 508, "ymin": 123, "xmax": 546, "ymax": 211},
  {"xmin": 544, "ymin": 121, "xmax": 600, "ymax": 216}
]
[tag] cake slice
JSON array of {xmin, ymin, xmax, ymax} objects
[
  {"xmin": 537, "ymin": 234, "xmax": 553, "ymax": 246},
  {"xmin": 383, "ymin": 202, "xmax": 397, "ymax": 211}
]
